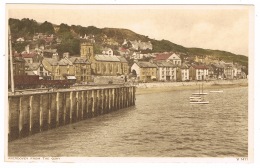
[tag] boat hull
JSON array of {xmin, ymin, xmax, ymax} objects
[
  {"xmin": 190, "ymin": 101, "xmax": 209, "ymax": 104},
  {"xmin": 192, "ymin": 93, "xmax": 208, "ymax": 95},
  {"xmin": 210, "ymin": 90, "xmax": 223, "ymax": 93}
]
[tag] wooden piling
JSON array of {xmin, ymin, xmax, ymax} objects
[
  {"xmin": 76, "ymin": 91, "xmax": 79, "ymax": 121},
  {"xmin": 39, "ymin": 95, "xmax": 43, "ymax": 132},
  {"xmin": 56, "ymin": 92, "xmax": 59, "ymax": 127},
  {"xmin": 29, "ymin": 95, "xmax": 33, "ymax": 135},
  {"xmin": 81, "ymin": 91, "xmax": 84, "ymax": 120},
  {"xmin": 69, "ymin": 91, "xmax": 73, "ymax": 123}
]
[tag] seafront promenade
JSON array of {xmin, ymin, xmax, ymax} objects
[{"xmin": 134, "ymin": 79, "xmax": 248, "ymax": 95}]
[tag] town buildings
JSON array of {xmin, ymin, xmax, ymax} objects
[{"xmin": 9, "ymin": 31, "xmax": 247, "ymax": 86}]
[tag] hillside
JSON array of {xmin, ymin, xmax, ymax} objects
[{"xmin": 9, "ymin": 18, "xmax": 248, "ymax": 69}]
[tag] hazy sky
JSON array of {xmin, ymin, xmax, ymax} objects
[{"xmin": 7, "ymin": 5, "xmax": 253, "ymax": 56}]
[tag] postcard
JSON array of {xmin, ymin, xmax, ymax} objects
[{"xmin": 5, "ymin": 4, "xmax": 254, "ymax": 163}]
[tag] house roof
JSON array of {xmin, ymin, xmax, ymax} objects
[
  {"xmin": 154, "ymin": 61, "xmax": 177, "ymax": 67},
  {"xmin": 191, "ymin": 65, "xmax": 209, "ymax": 69},
  {"xmin": 212, "ymin": 63, "xmax": 225, "ymax": 68},
  {"xmin": 95, "ymin": 54, "xmax": 120, "ymax": 62},
  {"xmin": 69, "ymin": 56, "xmax": 91, "ymax": 64},
  {"xmin": 13, "ymin": 56, "xmax": 26, "ymax": 62},
  {"xmin": 25, "ymin": 63, "xmax": 41, "ymax": 71},
  {"xmin": 21, "ymin": 52, "xmax": 37, "ymax": 58},
  {"xmin": 179, "ymin": 63, "xmax": 189, "ymax": 69},
  {"xmin": 42, "ymin": 58, "xmax": 59, "ymax": 66},
  {"xmin": 135, "ymin": 61, "xmax": 157, "ymax": 68},
  {"xmin": 154, "ymin": 53, "xmax": 172, "ymax": 60},
  {"xmin": 58, "ymin": 58, "xmax": 73, "ymax": 66},
  {"xmin": 116, "ymin": 56, "xmax": 128, "ymax": 63}
]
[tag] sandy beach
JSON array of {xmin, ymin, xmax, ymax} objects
[{"xmin": 135, "ymin": 79, "xmax": 248, "ymax": 95}]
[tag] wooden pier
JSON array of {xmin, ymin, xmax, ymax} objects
[{"xmin": 8, "ymin": 86, "xmax": 136, "ymax": 141}]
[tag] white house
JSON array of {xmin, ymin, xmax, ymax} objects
[
  {"xmin": 154, "ymin": 61, "xmax": 177, "ymax": 81},
  {"xmin": 168, "ymin": 53, "xmax": 182, "ymax": 65},
  {"xmin": 189, "ymin": 65, "xmax": 209, "ymax": 81},
  {"xmin": 154, "ymin": 52, "xmax": 181, "ymax": 65},
  {"xmin": 102, "ymin": 47, "xmax": 113, "ymax": 56}
]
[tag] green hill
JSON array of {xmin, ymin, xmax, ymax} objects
[{"xmin": 9, "ymin": 18, "xmax": 248, "ymax": 69}]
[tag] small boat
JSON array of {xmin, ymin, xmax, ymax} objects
[
  {"xmin": 210, "ymin": 90, "xmax": 223, "ymax": 93},
  {"xmin": 190, "ymin": 101, "xmax": 209, "ymax": 104},
  {"xmin": 192, "ymin": 92, "xmax": 208, "ymax": 95},
  {"xmin": 192, "ymin": 83, "xmax": 208, "ymax": 95},
  {"xmin": 190, "ymin": 83, "xmax": 209, "ymax": 104}
]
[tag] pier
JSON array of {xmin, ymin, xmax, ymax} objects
[{"xmin": 8, "ymin": 86, "xmax": 136, "ymax": 141}]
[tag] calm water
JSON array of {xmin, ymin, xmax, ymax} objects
[{"xmin": 8, "ymin": 87, "xmax": 248, "ymax": 157}]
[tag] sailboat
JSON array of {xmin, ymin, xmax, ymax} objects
[
  {"xmin": 192, "ymin": 83, "xmax": 208, "ymax": 95},
  {"xmin": 190, "ymin": 83, "xmax": 209, "ymax": 104}
]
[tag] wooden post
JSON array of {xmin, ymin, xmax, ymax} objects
[
  {"xmin": 29, "ymin": 95, "xmax": 33, "ymax": 135},
  {"xmin": 39, "ymin": 95, "xmax": 43, "ymax": 132},
  {"xmin": 76, "ymin": 91, "xmax": 79, "ymax": 121},
  {"xmin": 133, "ymin": 86, "xmax": 136, "ymax": 105},
  {"xmin": 117, "ymin": 88, "xmax": 119, "ymax": 109},
  {"xmin": 100, "ymin": 89, "xmax": 104, "ymax": 114},
  {"xmin": 96, "ymin": 90, "xmax": 100, "ymax": 115},
  {"xmin": 91, "ymin": 90, "xmax": 95, "ymax": 117},
  {"xmin": 69, "ymin": 91, "xmax": 73, "ymax": 123},
  {"xmin": 85, "ymin": 90, "xmax": 89, "ymax": 118},
  {"xmin": 108, "ymin": 89, "xmax": 111, "ymax": 112},
  {"xmin": 18, "ymin": 96, "xmax": 22, "ymax": 138},
  {"xmin": 56, "ymin": 92, "xmax": 59, "ymax": 127},
  {"xmin": 48, "ymin": 93, "xmax": 51, "ymax": 129},
  {"xmin": 63, "ymin": 93, "xmax": 66, "ymax": 125},
  {"xmin": 81, "ymin": 91, "xmax": 84, "ymax": 120}
]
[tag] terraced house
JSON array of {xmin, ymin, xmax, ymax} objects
[
  {"xmin": 189, "ymin": 64, "xmax": 209, "ymax": 81},
  {"xmin": 154, "ymin": 61, "xmax": 177, "ymax": 81}
]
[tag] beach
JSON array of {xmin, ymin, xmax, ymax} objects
[{"xmin": 135, "ymin": 79, "xmax": 248, "ymax": 95}]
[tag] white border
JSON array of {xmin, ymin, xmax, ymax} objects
[{"xmin": 1, "ymin": 0, "xmax": 259, "ymax": 168}]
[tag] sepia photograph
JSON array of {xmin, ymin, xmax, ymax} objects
[{"xmin": 4, "ymin": 3, "xmax": 255, "ymax": 163}]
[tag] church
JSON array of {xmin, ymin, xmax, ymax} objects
[{"xmin": 80, "ymin": 42, "xmax": 129, "ymax": 80}]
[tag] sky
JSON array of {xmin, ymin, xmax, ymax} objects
[{"xmin": 7, "ymin": 5, "xmax": 253, "ymax": 56}]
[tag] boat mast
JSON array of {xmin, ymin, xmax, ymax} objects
[
  {"xmin": 9, "ymin": 26, "xmax": 14, "ymax": 93},
  {"xmin": 202, "ymin": 83, "xmax": 203, "ymax": 94},
  {"xmin": 199, "ymin": 83, "xmax": 200, "ymax": 94}
]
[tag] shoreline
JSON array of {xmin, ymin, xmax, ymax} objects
[{"xmin": 135, "ymin": 79, "xmax": 248, "ymax": 95}]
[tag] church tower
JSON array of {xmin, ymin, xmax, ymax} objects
[{"xmin": 80, "ymin": 42, "xmax": 94, "ymax": 62}]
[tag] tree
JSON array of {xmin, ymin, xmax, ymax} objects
[{"xmin": 39, "ymin": 21, "xmax": 54, "ymax": 34}]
